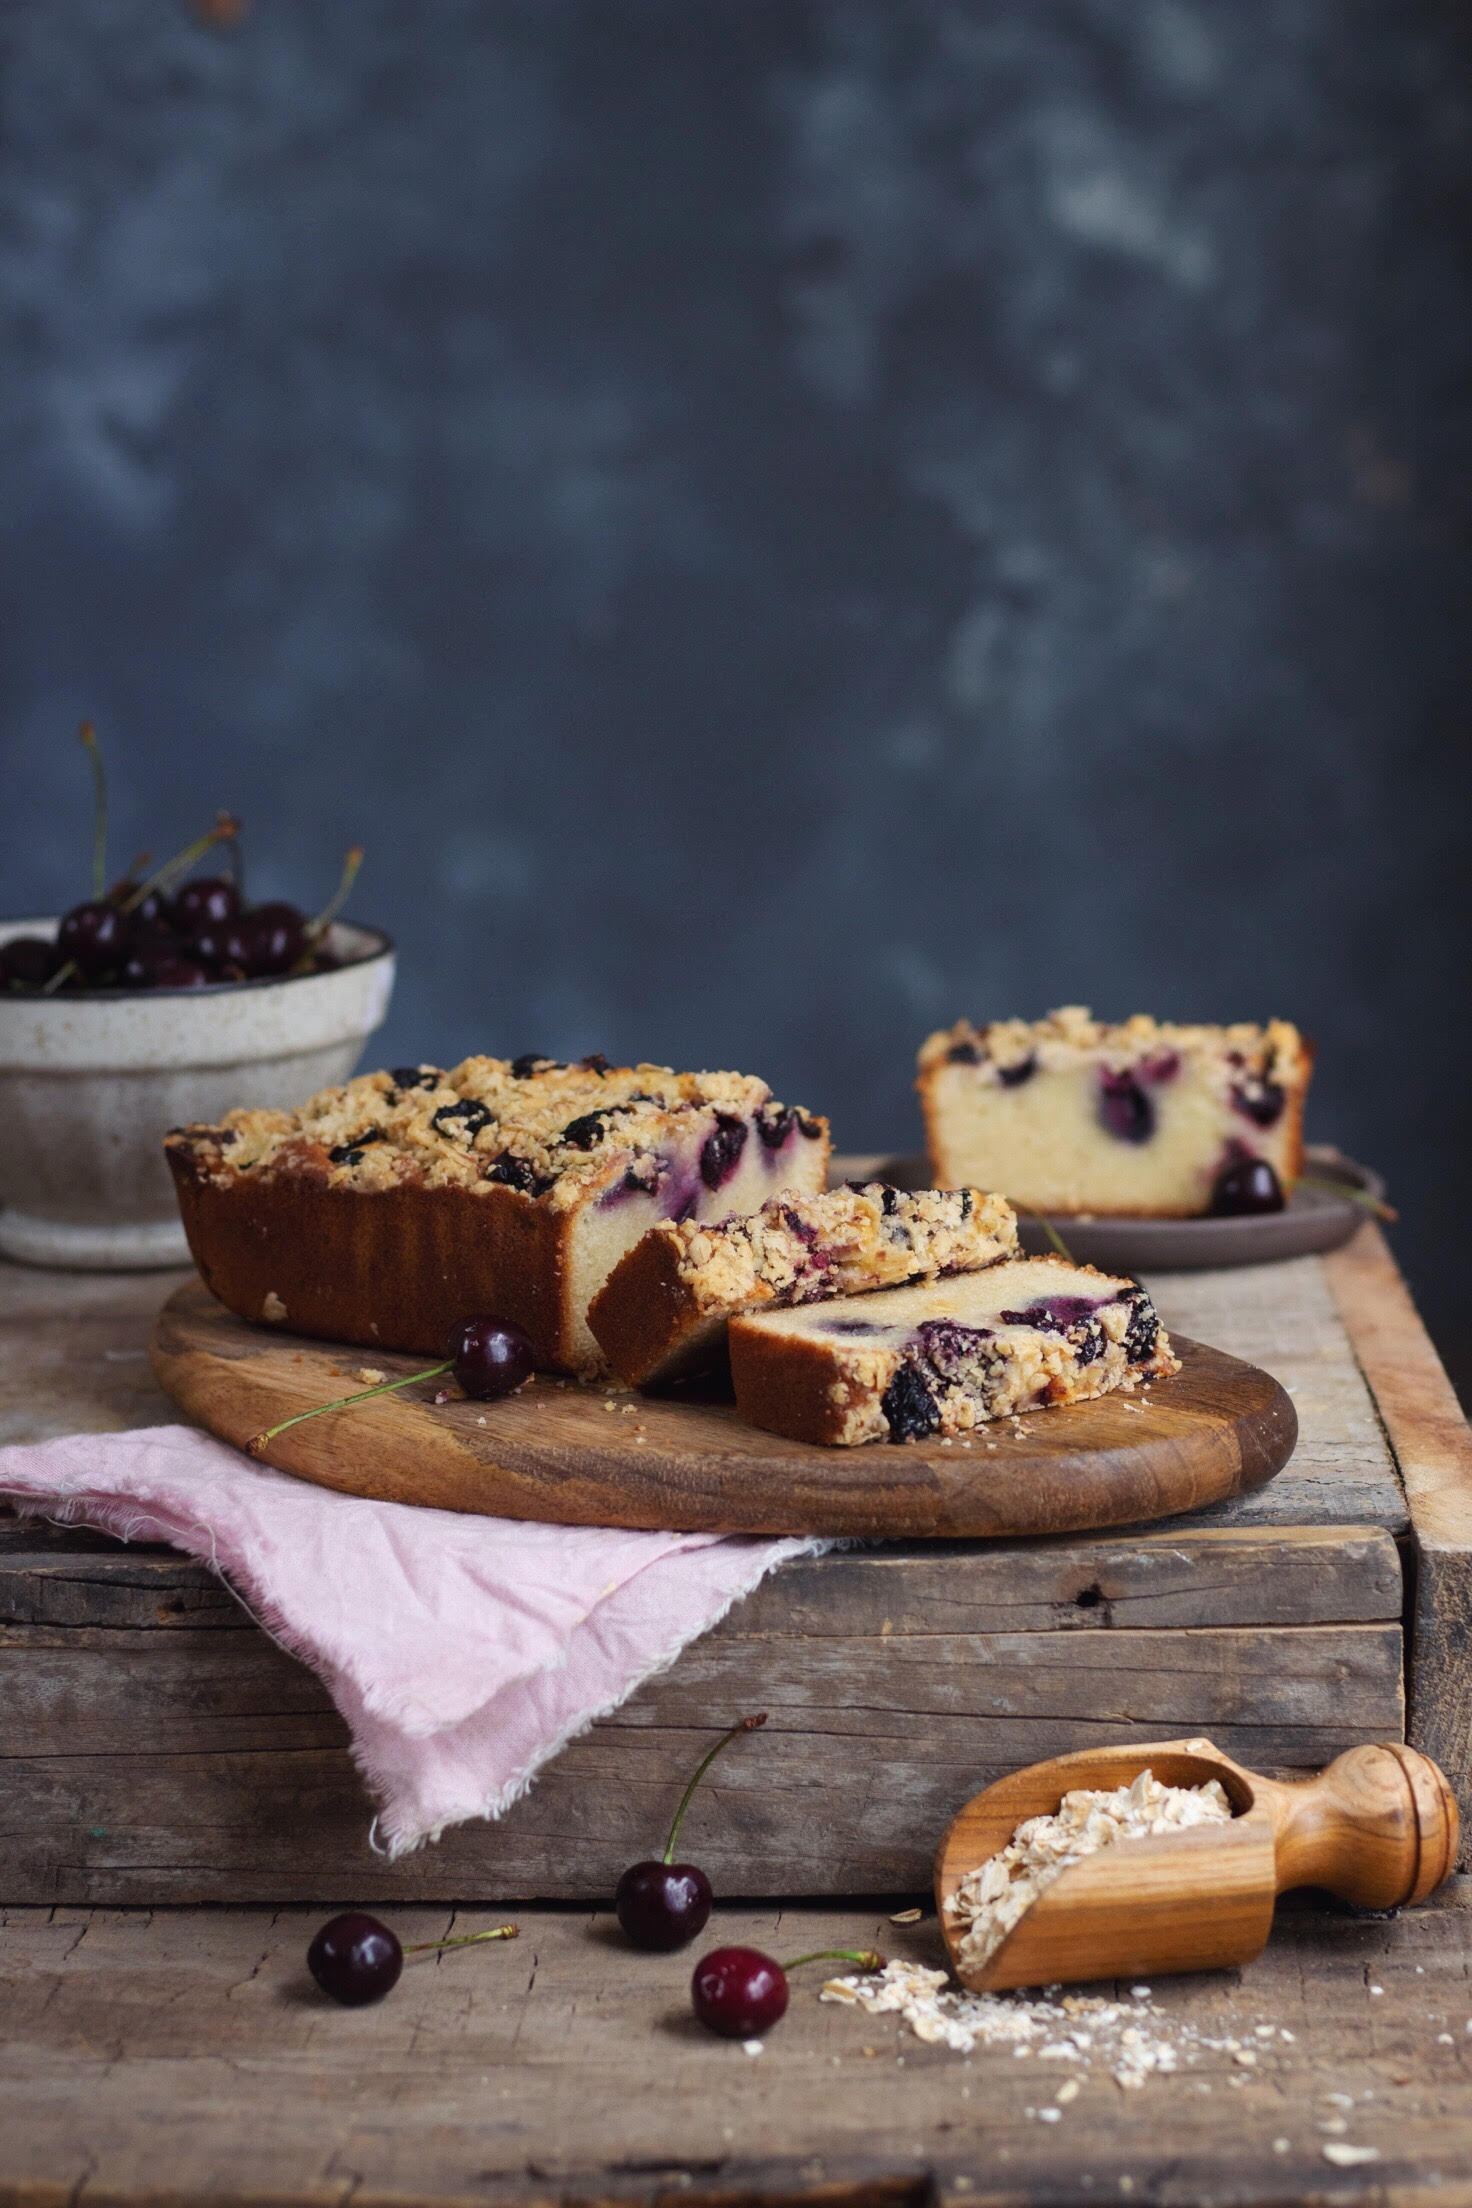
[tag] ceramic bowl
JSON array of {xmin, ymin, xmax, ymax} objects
[{"xmin": 0, "ymin": 918, "xmax": 395, "ymax": 1270}]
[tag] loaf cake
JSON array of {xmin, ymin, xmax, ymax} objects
[
  {"xmin": 727, "ymin": 1256, "xmax": 1178, "ymax": 1446},
  {"xmin": 165, "ymin": 1054, "xmax": 830, "ymax": 1373},
  {"xmin": 588, "ymin": 1182, "xmax": 1019, "ymax": 1388},
  {"xmin": 918, "ymin": 1007, "xmax": 1312, "ymax": 1217}
]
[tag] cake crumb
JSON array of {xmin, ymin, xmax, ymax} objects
[{"xmin": 355, "ymin": 1367, "xmax": 387, "ymax": 1386}]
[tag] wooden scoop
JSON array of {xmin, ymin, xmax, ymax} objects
[{"xmin": 934, "ymin": 1736, "xmax": 1460, "ymax": 1993}]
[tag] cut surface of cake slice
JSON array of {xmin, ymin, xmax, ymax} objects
[
  {"xmin": 918, "ymin": 1007, "xmax": 1312, "ymax": 1218},
  {"xmin": 589, "ymin": 1182, "xmax": 1019, "ymax": 1388},
  {"xmin": 166, "ymin": 1054, "xmax": 830, "ymax": 1373},
  {"xmin": 728, "ymin": 1256, "xmax": 1179, "ymax": 1446}
]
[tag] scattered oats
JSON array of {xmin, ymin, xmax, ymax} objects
[
  {"xmin": 1233, "ymin": 2049, "xmax": 1257, "ymax": 2068},
  {"xmin": 477, "ymin": 1415, "xmax": 487, "ymax": 1426},
  {"xmin": 1326, "ymin": 2093, "xmax": 1355, "ymax": 2109},
  {"xmin": 1119, "ymin": 2179, "xmax": 1133, "ymax": 2193},
  {"xmin": 1369, "ymin": 1984, "xmax": 1384, "ymax": 1996},
  {"xmin": 603, "ymin": 1401, "xmax": 617, "ymax": 1413},
  {"xmin": 1131, "ymin": 1987, "xmax": 1151, "ymax": 2001},
  {"xmin": 945, "ymin": 1769, "xmax": 1231, "ymax": 1974},
  {"xmin": 355, "ymin": 1367, "xmax": 387, "ymax": 1385},
  {"xmin": 621, "ymin": 1403, "xmax": 637, "ymax": 1414},
  {"xmin": 1323, "ymin": 2145, "xmax": 1381, "ymax": 2168},
  {"xmin": 1417, "ymin": 1965, "xmax": 1425, "ymax": 1974},
  {"xmin": 1254, "ymin": 2025, "xmax": 1275, "ymax": 2039},
  {"xmin": 940, "ymin": 1436, "xmax": 953, "ymax": 1446},
  {"xmin": 742, "ymin": 2040, "xmax": 763, "ymax": 2056},
  {"xmin": 889, "ymin": 1907, "xmax": 924, "ymax": 1924},
  {"xmin": 1055, "ymin": 2079, "xmax": 1081, "ymax": 2104},
  {"xmin": 636, "ymin": 1434, "xmax": 648, "ymax": 1445},
  {"xmin": 1116, "ymin": 2071, "xmax": 1147, "ymax": 2092},
  {"xmin": 1279, "ymin": 2028, "xmax": 1295, "ymax": 2042},
  {"xmin": 986, "ymin": 1442, "xmax": 998, "ymax": 1450},
  {"xmin": 1438, "ymin": 2033, "xmax": 1454, "ymax": 2045},
  {"xmin": 1318, "ymin": 2119, "xmax": 1348, "ymax": 2135},
  {"xmin": 820, "ymin": 1980, "xmax": 861, "ymax": 2005},
  {"xmin": 1038, "ymin": 2106, "xmax": 1061, "ymax": 2123},
  {"xmin": 1273, "ymin": 2139, "xmax": 1290, "ymax": 2155}
]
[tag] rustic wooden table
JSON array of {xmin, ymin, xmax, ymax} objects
[
  {"xmin": 3, "ymin": 1227, "xmax": 1472, "ymax": 2205},
  {"xmin": 5, "ymin": 1888, "xmax": 1472, "ymax": 2205}
]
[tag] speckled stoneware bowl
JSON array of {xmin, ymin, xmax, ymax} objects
[{"xmin": 0, "ymin": 917, "xmax": 395, "ymax": 1271}]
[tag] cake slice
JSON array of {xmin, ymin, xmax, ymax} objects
[
  {"xmin": 728, "ymin": 1256, "xmax": 1178, "ymax": 1446},
  {"xmin": 588, "ymin": 1182, "xmax": 1019, "ymax": 1388},
  {"xmin": 918, "ymin": 1007, "xmax": 1312, "ymax": 1218},
  {"xmin": 166, "ymin": 1054, "xmax": 830, "ymax": 1373}
]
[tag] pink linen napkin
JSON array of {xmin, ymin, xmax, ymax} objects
[{"xmin": 0, "ymin": 1424, "xmax": 826, "ymax": 1856}]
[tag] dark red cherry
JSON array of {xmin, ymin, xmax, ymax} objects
[
  {"xmin": 187, "ymin": 919, "xmax": 249, "ymax": 975},
  {"xmin": 108, "ymin": 879, "xmax": 174, "ymax": 929},
  {"xmin": 691, "ymin": 1947, "xmax": 789, "ymax": 2039},
  {"xmin": 172, "ymin": 876, "xmax": 240, "ymax": 933},
  {"xmin": 239, "ymin": 901, "xmax": 308, "ymax": 976},
  {"xmin": 614, "ymin": 1714, "xmax": 766, "ymax": 1950},
  {"xmin": 148, "ymin": 957, "xmax": 213, "ymax": 990},
  {"xmin": 58, "ymin": 899, "xmax": 129, "ymax": 978},
  {"xmin": 446, "ymin": 1315, "xmax": 535, "ymax": 1399},
  {"xmin": 307, "ymin": 1912, "xmax": 403, "ymax": 2006},
  {"xmin": 0, "ymin": 936, "xmax": 62, "ymax": 990},
  {"xmin": 1211, "ymin": 1156, "xmax": 1284, "ymax": 1215},
  {"xmin": 615, "ymin": 1862, "xmax": 712, "ymax": 1952}
]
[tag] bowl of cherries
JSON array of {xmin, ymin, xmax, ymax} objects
[{"xmin": 0, "ymin": 726, "xmax": 394, "ymax": 1271}]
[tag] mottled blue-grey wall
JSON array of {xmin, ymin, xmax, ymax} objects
[{"xmin": 2, "ymin": 1, "xmax": 1470, "ymax": 1384}]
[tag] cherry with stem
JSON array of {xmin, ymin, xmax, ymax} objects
[
  {"xmin": 615, "ymin": 1714, "xmax": 768, "ymax": 1951},
  {"xmin": 691, "ymin": 1945, "xmax": 885, "ymax": 2039},
  {"xmin": 247, "ymin": 1314, "xmax": 535, "ymax": 1457},
  {"xmin": 45, "ymin": 813, "xmax": 242, "ymax": 996},
  {"xmin": 308, "ymin": 1911, "xmax": 518, "ymax": 2007}
]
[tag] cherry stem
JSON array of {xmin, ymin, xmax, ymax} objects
[
  {"xmin": 662, "ymin": 1713, "xmax": 768, "ymax": 1865},
  {"xmin": 306, "ymin": 844, "xmax": 363, "ymax": 941},
  {"xmin": 403, "ymin": 1924, "xmax": 518, "ymax": 1955},
  {"xmin": 247, "ymin": 1359, "xmax": 452, "ymax": 1456},
  {"xmin": 121, "ymin": 813, "xmax": 242, "ymax": 916},
  {"xmin": 783, "ymin": 1949, "xmax": 885, "ymax": 1973},
  {"xmin": 80, "ymin": 722, "xmax": 107, "ymax": 899},
  {"xmin": 1291, "ymin": 1175, "xmax": 1398, "ymax": 1224},
  {"xmin": 1012, "ymin": 1199, "xmax": 1074, "ymax": 1263}
]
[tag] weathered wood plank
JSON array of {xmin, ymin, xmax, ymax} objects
[
  {"xmin": 1145, "ymin": 1254, "xmax": 1409, "ymax": 1529},
  {"xmin": 0, "ymin": 1521, "xmax": 1403, "ymax": 1632},
  {"xmin": 0, "ymin": 1619, "xmax": 1403, "ymax": 1902},
  {"xmin": 2, "ymin": 1888, "xmax": 1470, "ymax": 2206},
  {"xmin": 1325, "ymin": 1221, "xmax": 1472, "ymax": 1860}
]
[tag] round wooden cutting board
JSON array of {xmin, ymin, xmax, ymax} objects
[{"xmin": 149, "ymin": 1280, "xmax": 1297, "ymax": 1538}]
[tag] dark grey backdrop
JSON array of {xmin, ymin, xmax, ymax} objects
[{"xmin": 2, "ymin": 1, "xmax": 1470, "ymax": 1393}]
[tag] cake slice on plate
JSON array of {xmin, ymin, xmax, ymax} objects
[
  {"xmin": 166, "ymin": 1054, "xmax": 830, "ymax": 1374},
  {"xmin": 918, "ymin": 1007, "xmax": 1312, "ymax": 1217},
  {"xmin": 589, "ymin": 1181, "xmax": 1018, "ymax": 1388},
  {"xmin": 728, "ymin": 1256, "xmax": 1178, "ymax": 1446}
]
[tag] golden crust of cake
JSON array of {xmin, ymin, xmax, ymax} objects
[
  {"xmin": 588, "ymin": 1182, "xmax": 1018, "ymax": 1388},
  {"xmin": 170, "ymin": 1055, "xmax": 821, "ymax": 1215},
  {"xmin": 917, "ymin": 1007, "xmax": 1310, "ymax": 1086}
]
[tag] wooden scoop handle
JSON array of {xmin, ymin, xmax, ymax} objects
[{"xmin": 1260, "ymin": 1744, "xmax": 1461, "ymax": 1909}]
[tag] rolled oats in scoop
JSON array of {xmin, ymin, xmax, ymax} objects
[{"xmin": 945, "ymin": 1767, "xmax": 1233, "ymax": 1975}]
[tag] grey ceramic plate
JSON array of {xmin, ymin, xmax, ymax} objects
[{"xmin": 829, "ymin": 1145, "xmax": 1385, "ymax": 1274}]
